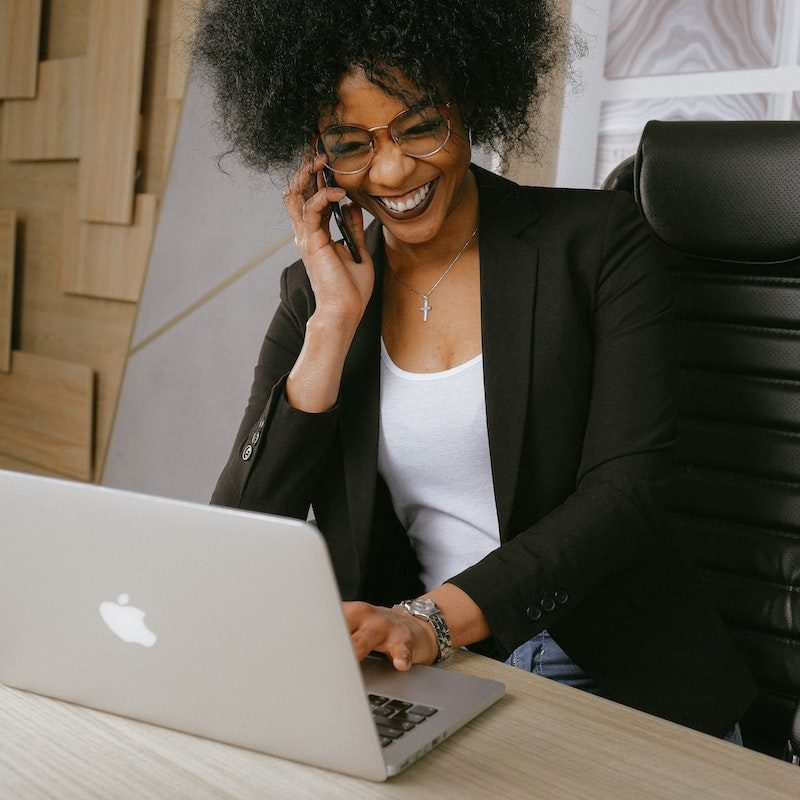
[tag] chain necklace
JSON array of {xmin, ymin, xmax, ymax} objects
[{"xmin": 387, "ymin": 227, "xmax": 479, "ymax": 321}]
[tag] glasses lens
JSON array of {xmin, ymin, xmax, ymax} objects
[
  {"xmin": 392, "ymin": 107, "xmax": 450, "ymax": 157},
  {"xmin": 319, "ymin": 126, "xmax": 373, "ymax": 173}
]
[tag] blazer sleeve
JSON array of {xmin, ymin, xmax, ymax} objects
[
  {"xmin": 447, "ymin": 192, "xmax": 677, "ymax": 654},
  {"xmin": 210, "ymin": 262, "xmax": 339, "ymax": 519}
]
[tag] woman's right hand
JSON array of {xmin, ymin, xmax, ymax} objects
[
  {"xmin": 283, "ymin": 153, "xmax": 375, "ymax": 328},
  {"xmin": 280, "ymin": 153, "xmax": 375, "ymax": 413}
]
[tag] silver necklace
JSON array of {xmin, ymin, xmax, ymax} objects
[{"xmin": 388, "ymin": 227, "xmax": 478, "ymax": 321}]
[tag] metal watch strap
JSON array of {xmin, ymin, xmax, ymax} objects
[{"xmin": 399, "ymin": 598, "xmax": 452, "ymax": 663}]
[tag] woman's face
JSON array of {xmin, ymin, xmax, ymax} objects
[{"xmin": 317, "ymin": 69, "xmax": 474, "ymax": 246}]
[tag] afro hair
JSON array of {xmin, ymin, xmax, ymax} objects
[{"xmin": 194, "ymin": 0, "xmax": 569, "ymax": 173}]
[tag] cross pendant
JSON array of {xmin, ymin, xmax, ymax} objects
[{"xmin": 419, "ymin": 295, "xmax": 432, "ymax": 321}]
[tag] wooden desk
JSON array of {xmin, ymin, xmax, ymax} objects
[{"xmin": 1, "ymin": 650, "xmax": 798, "ymax": 799}]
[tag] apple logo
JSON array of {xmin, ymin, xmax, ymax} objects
[{"xmin": 99, "ymin": 593, "xmax": 157, "ymax": 647}]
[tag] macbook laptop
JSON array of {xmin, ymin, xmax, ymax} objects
[{"xmin": 0, "ymin": 469, "xmax": 504, "ymax": 781}]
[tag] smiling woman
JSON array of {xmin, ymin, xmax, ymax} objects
[{"xmin": 196, "ymin": 0, "xmax": 758, "ymax": 744}]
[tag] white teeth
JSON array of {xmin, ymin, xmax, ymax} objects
[{"xmin": 381, "ymin": 181, "xmax": 431, "ymax": 212}]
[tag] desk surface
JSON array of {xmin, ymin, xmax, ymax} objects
[{"xmin": 1, "ymin": 650, "xmax": 798, "ymax": 800}]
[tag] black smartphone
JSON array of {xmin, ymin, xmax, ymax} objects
[{"xmin": 322, "ymin": 169, "xmax": 362, "ymax": 263}]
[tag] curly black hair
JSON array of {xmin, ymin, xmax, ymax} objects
[{"xmin": 193, "ymin": 0, "xmax": 569, "ymax": 174}]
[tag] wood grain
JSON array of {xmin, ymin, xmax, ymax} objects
[
  {"xmin": 0, "ymin": 651, "xmax": 798, "ymax": 798},
  {"xmin": 61, "ymin": 192, "xmax": 156, "ymax": 301},
  {"xmin": 165, "ymin": 0, "xmax": 203, "ymax": 101},
  {"xmin": 0, "ymin": 350, "xmax": 93, "ymax": 479},
  {"xmin": 0, "ymin": 57, "xmax": 83, "ymax": 161},
  {"xmin": 0, "ymin": 0, "xmax": 42, "ymax": 98},
  {"xmin": 0, "ymin": 211, "xmax": 15, "ymax": 373},
  {"xmin": 77, "ymin": 0, "xmax": 149, "ymax": 224},
  {"xmin": 0, "ymin": 0, "xmax": 178, "ymax": 483},
  {"xmin": 606, "ymin": 0, "xmax": 780, "ymax": 79}
]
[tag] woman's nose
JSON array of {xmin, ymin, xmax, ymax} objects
[{"xmin": 367, "ymin": 134, "xmax": 416, "ymax": 188}]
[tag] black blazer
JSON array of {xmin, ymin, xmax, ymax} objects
[{"xmin": 212, "ymin": 165, "xmax": 757, "ymax": 736}]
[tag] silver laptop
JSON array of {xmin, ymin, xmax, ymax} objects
[{"xmin": 0, "ymin": 469, "xmax": 504, "ymax": 781}]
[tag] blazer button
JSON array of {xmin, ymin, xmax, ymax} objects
[
  {"xmin": 258, "ymin": 419, "xmax": 265, "ymax": 430},
  {"xmin": 554, "ymin": 589, "xmax": 569, "ymax": 605},
  {"xmin": 526, "ymin": 605, "xmax": 543, "ymax": 621},
  {"xmin": 251, "ymin": 431, "xmax": 260, "ymax": 445},
  {"xmin": 242, "ymin": 444, "xmax": 253, "ymax": 461},
  {"xmin": 540, "ymin": 596, "xmax": 556, "ymax": 612}
]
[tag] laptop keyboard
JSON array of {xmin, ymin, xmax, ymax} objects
[{"xmin": 368, "ymin": 694, "xmax": 439, "ymax": 747}]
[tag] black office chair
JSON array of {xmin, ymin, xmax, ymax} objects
[{"xmin": 603, "ymin": 120, "xmax": 800, "ymax": 762}]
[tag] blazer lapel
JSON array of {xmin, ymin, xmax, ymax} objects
[
  {"xmin": 473, "ymin": 166, "xmax": 541, "ymax": 540},
  {"xmin": 339, "ymin": 221, "xmax": 385, "ymax": 568}
]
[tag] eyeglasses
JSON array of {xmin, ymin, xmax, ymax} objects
[{"xmin": 315, "ymin": 103, "xmax": 453, "ymax": 175}]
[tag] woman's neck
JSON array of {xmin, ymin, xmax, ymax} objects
[{"xmin": 382, "ymin": 169, "xmax": 479, "ymax": 278}]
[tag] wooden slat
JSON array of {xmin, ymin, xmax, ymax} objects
[
  {"xmin": 0, "ymin": 0, "xmax": 42, "ymax": 98},
  {"xmin": 0, "ymin": 350, "xmax": 93, "ymax": 479},
  {"xmin": 61, "ymin": 192, "xmax": 156, "ymax": 302},
  {"xmin": 78, "ymin": 0, "xmax": 148, "ymax": 224},
  {"xmin": 165, "ymin": 0, "xmax": 203, "ymax": 101},
  {"xmin": 0, "ymin": 58, "xmax": 83, "ymax": 161},
  {"xmin": 0, "ymin": 211, "xmax": 15, "ymax": 373}
]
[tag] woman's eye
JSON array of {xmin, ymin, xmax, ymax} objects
[
  {"xmin": 401, "ymin": 122, "xmax": 441, "ymax": 138},
  {"xmin": 329, "ymin": 141, "xmax": 370, "ymax": 157}
]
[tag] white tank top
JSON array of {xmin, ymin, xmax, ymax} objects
[{"xmin": 377, "ymin": 339, "xmax": 501, "ymax": 592}]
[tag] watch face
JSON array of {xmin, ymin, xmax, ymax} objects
[{"xmin": 408, "ymin": 598, "xmax": 436, "ymax": 615}]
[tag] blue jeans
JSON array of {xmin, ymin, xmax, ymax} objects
[{"xmin": 505, "ymin": 630, "xmax": 743, "ymax": 745}]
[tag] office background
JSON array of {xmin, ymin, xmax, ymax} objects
[{"xmin": 1, "ymin": 0, "xmax": 799, "ymax": 502}]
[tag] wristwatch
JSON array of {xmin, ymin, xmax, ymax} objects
[{"xmin": 399, "ymin": 598, "xmax": 452, "ymax": 663}]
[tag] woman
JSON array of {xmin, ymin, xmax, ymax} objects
[{"xmin": 196, "ymin": 0, "xmax": 757, "ymax": 739}]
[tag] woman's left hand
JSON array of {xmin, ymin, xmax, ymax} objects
[{"xmin": 343, "ymin": 601, "xmax": 439, "ymax": 670}]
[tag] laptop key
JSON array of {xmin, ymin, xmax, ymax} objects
[
  {"xmin": 394, "ymin": 711, "xmax": 426, "ymax": 725},
  {"xmin": 371, "ymin": 706, "xmax": 394, "ymax": 718},
  {"xmin": 376, "ymin": 725, "xmax": 404, "ymax": 739},
  {"xmin": 379, "ymin": 716, "xmax": 415, "ymax": 732},
  {"xmin": 380, "ymin": 736, "xmax": 394, "ymax": 747},
  {"xmin": 368, "ymin": 694, "xmax": 390, "ymax": 706},
  {"xmin": 384, "ymin": 699, "xmax": 413, "ymax": 712},
  {"xmin": 409, "ymin": 704, "xmax": 437, "ymax": 717}
]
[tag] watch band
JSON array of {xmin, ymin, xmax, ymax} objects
[{"xmin": 399, "ymin": 598, "xmax": 452, "ymax": 663}]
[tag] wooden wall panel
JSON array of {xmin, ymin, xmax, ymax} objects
[
  {"xmin": 165, "ymin": 0, "xmax": 203, "ymax": 101},
  {"xmin": 0, "ymin": 0, "xmax": 43, "ymax": 98},
  {"xmin": 1, "ymin": 58, "xmax": 83, "ymax": 161},
  {"xmin": 78, "ymin": 0, "xmax": 149, "ymax": 224},
  {"xmin": 61, "ymin": 192, "xmax": 157, "ymax": 301},
  {"xmin": 0, "ymin": 0, "xmax": 183, "ymax": 482},
  {"xmin": 0, "ymin": 350, "xmax": 93, "ymax": 479},
  {"xmin": 0, "ymin": 211, "xmax": 15, "ymax": 373}
]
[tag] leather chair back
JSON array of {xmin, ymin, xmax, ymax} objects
[{"xmin": 603, "ymin": 120, "xmax": 800, "ymax": 759}]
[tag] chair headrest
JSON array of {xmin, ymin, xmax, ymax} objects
[{"xmin": 634, "ymin": 121, "xmax": 800, "ymax": 264}]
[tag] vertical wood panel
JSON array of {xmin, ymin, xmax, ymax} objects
[
  {"xmin": 61, "ymin": 192, "xmax": 157, "ymax": 301},
  {"xmin": 0, "ymin": 350, "xmax": 93, "ymax": 479},
  {"xmin": 0, "ymin": 0, "xmax": 42, "ymax": 98},
  {"xmin": 78, "ymin": 0, "xmax": 149, "ymax": 224},
  {"xmin": 0, "ymin": 58, "xmax": 83, "ymax": 161},
  {"xmin": 0, "ymin": 212, "xmax": 15, "ymax": 373},
  {"xmin": 165, "ymin": 0, "xmax": 202, "ymax": 101}
]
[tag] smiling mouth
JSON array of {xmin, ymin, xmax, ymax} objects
[{"xmin": 373, "ymin": 179, "xmax": 438, "ymax": 220}]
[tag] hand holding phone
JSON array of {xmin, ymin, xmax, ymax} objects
[{"xmin": 321, "ymin": 169, "xmax": 363, "ymax": 264}]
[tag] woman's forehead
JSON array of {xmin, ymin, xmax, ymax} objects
[{"xmin": 319, "ymin": 67, "xmax": 428, "ymax": 128}]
